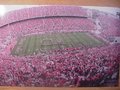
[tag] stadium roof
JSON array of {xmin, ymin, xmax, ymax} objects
[
  {"xmin": 0, "ymin": 5, "xmax": 38, "ymax": 16},
  {"xmin": 0, "ymin": 5, "xmax": 119, "ymax": 17}
]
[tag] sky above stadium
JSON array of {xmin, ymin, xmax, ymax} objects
[
  {"xmin": 81, "ymin": 6, "xmax": 120, "ymax": 15},
  {"xmin": 0, "ymin": 5, "xmax": 120, "ymax": 16}
]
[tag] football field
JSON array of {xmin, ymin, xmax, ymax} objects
[{"xmin": 11, "ymin": 32, "xmax": 105, "ymax": 56}]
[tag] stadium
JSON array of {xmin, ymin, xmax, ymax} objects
[{"xmin": 0, "ymin": 5, "xmax": 119, "ymax": 87}]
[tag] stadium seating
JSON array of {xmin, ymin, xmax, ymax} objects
[
  {"xmin": 98, "ymin": 13, "xmax": 120, "ymax": 41},
  {"xmin": 0, "ymin": 6, "xmax": 87, "ymax": 27}
]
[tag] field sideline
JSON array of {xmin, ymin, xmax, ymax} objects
[{"xmin": 11, "ymin": 32, "xmax": 105, "ymax": 56}]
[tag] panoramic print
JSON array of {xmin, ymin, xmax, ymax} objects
[{"xmin": 0, "ymin": 5, "xmax": 119, "ymax": 87}]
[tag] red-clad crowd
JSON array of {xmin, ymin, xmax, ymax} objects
[
  {"xmin": 98, "ymin": 14, "xmax": 120, "ymax": 41},
  {"xmin": 0, "ymin": 17, "xmax": 95, "ymax": 37},
  {"xmin": 0, "ymin": 6, "xmax": 87, "ymax": 27},
  {"xmin": 0, "ymin": 44, "xmax": 119, "ymax": 86}
]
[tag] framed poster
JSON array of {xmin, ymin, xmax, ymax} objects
[{"xmin": 0, "ymin": 0, "xmax": 119, "ymax": 90}]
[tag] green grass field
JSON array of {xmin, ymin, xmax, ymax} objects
[{"xmin": 11, "ymin": 32, "xmax": 105, "ymax": 56}]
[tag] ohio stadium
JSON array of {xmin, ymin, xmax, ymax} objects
[{"xmin": 0, "ymin": 5, "xmax": 119, "ymax": 87}]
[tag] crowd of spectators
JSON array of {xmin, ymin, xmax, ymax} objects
[
  {"xmin": 0, "ymin": 6, "xmax": 87, "ymax": 27},
  {"xmin": 0, "ymin": 44, "xmax": 119, "ymax": 86},
  {"xmin": 97, "ymin": 13, "xmax": 120, "ymax": 41}
]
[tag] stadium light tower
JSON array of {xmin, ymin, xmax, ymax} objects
[
  {"xmin": 116, "ymin": 12, "xmax": 120, "ymax": 18},
  {"xmin": 0, "ymin": 5, "xmax": 6, "ymax": 16}
]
